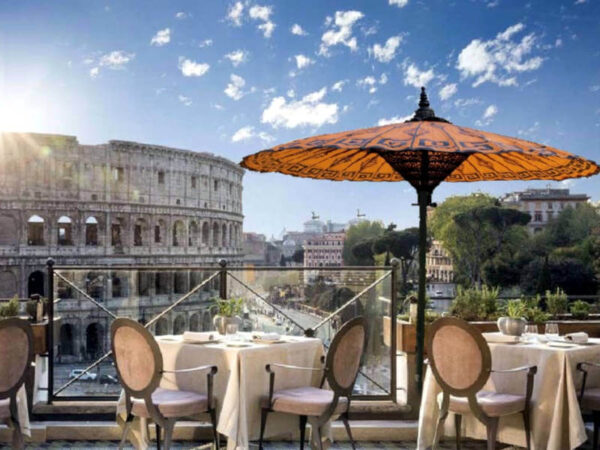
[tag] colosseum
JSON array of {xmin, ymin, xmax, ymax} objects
[{"xmin": 0, "ymin": 132, "xmax": 244, "ymax": 363}]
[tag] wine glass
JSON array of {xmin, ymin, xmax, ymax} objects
[
  {"xmin": 523, "ymin": 324, "xmax": 538, "ymax": 343},
  {"xmin": 545, "ymin": 322, "xmax": 559, "ymax": 342}
]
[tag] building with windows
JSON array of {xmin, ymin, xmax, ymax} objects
[
  {"xmin": 0, "ymin": 132, "xmax": 244, "ymax": 360},
  {"xmin": 303, "ymin": 231, "xmax": 346, "ymax": 268},
  {"xmin": 500, "ymin": 187, "xmax": 589, "ymax": 234}
]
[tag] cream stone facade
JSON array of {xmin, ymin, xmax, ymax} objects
[{"xmin": 0, "ymin": 132, "xmax": 244, "ymax": 360}]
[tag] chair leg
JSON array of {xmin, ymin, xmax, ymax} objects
[
  {"xmin": 9, "ymin": 417, "xmax": 24, "ymax": 450},
  {"xmin": 522, "ymin": 409, "xmax": 531, "ymax": 450},
  {"xmin": 432, "ymin": 407, "xmax": 448, "ymax": 450},
  {"xmin": 163, "ymin": 419, "xmax": 175, "ymax": 450},
  {"xmin": 299, "ymin": 415, "xmax": 307, "ymax": 450},
  {"xmin": 312, "ymin": 426, "xmax": 324, "ymax": 450},
  {"xmin": 454, "ymin": 414, "xmax": 462, "ymax": 450},
  {"xmin": 210, "ymin": 408, "xmax": 220, "ymax": 450},
  {"xmin": 593, "ymin": 410, "xmax": 599, "ymax": 450},
  {"xmin": 342, "ymin": 414, "xmax": 356, "ymax": 450},
  {"xmin": 258, "ymin": 408, "xmax": 269, "ymax": 450},
  {"xmin": 155, "ymin": 423, "xmax": 162, "ymax": 450},
  {"xmin": 119, "ymin": 414, "xmax": 134, "ymax": 450},
  {"xmin": 485, "ymin": 417, "xmax": 499, "ymax": 450}
]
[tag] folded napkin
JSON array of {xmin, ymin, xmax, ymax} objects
[
  {"xmin": 482, "ymin": 332, "xmax": 520, "ymax": 344},
  {"xmin": 182, "ymin": 331, "xmax": 216, "ymax": 342},
  {"xmin": 564, "ymin": 332, "xmax": 588, "ymax": 344},
  {"xmin": 252, "ymin": 332, "xmax": 281, "ymax": 341}
]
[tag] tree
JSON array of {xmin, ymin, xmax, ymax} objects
[
  {"xmin": 291, "ymin": 248, "xmax": 304, "ymax": 264},
  {"xmin": 372, "ymin": 225, "xmax": 420, "ymax": 294},
  {"xmin": 342, "ymin": 220, "xmax": 385, "ymax": 265}
]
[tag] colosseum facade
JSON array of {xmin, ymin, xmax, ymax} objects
[{"xmin": 0, "ymin": 132, "xmax": 244, "ymax": 362}]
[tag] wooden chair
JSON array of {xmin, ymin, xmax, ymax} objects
[
  {"xmin": 0, "ymin": 318, "xmax": 34, "ymax": 450},
  {"xmin": 258, "ymin": 317, "xmax": 367, "ymax": 450},
  {"xmin": 111, "ymin": 318, "xmax": 219, "ymax": 450},
  {"xmin": 577, "ymin": 361, "xmax": 600, "ymax": 450},
  {"xmin": 425, "ymin": 317, "xmax": 537, "ymax": 450}
]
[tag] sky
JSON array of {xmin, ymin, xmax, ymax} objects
[{"xmin": 0, "ymin": 0, "xmax": 599, "ymax": 238}]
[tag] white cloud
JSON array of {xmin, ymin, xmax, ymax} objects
[
  {"xmin": 377, "ymin": 114, "xmax": 413, "ymax": 126},
  {"xmin": 175, "ymin": 12, "xmax": 188, "ymax": 19},
  {"xmin": 476, "ymin": 104, "xmax": 498, "ymax": 126},
  {"xmin": 439, "ymin": 83, "xmax": 458, "ymax": 101},
  {"xmin": 457, "ymin": 23, "xmax": 544, "ymax": 87},
  {"xmin": 151, "ymin": 28, "xmax": 171, "ymax": 46},
  {"xmin": 224, "ymin": 74, "xmax": 247, "ymax": 101},
  {"xmin": 231, "ymin": 125, "xmax": 274, "ymax": 143},
  {"xmin": 389, "ymin": 0, "xmax": 408, "ymax": 7},
  {"xmin": 517, "ymin": 121, "xmax": 540, "ymax": 138},
  {"xmin": 379, "ymin": 73, "xmax": 388, "ymax": 84},
  {"xmin": 357, "ymin": 74, "xmax": 387, "ymax": 94},
  {"xmin": 319, "ymin": 10, "xmax": 364, "ymax": 56},
  {"xmin": 199, "ymin": 39, "xmax": 213, "ymax": 48},
  {"xmin": 226, "ymin": 1, "xmax": 244, "ymax": 26},
  {"xmin": 370, "ymin": 35, "xmax": 403, "ymax": 63},
  {"xmin": 99, "ymin": 51, "xmax": 135, "ymax": 69},
  {"xmin": 291, "ymin": 24, "xmax": 307, "ymax": 36},
  {"xmin": 454, "ymin": 97, "xmax": 482, "ymax": 108},
  {"xmin": 249, "ymin": 5, "xmax": 275, "ymax": 38},
  {"xmin": 179, "ymin": 58, "xmax": 210, "ymax": 77},
  {"xmin": 331, "ymin": 80, "xmax": 347, "ymax": 92},
  {"xmin": 178, "ymin": 95, "xmax": 192, "ymax": 106},
  {"xmin": 224, "ymin": 49, "xmax": 248, "ymax": 67},
  {"xmin": 295, "ymin": 54, "xmax": 314, "ymax": 69},
  {"xmin": 574, "ymin": 0, "xmax": 587, "ymax": 4},
  {"xmin": 403, "ymin": 63, "xmax": 435, "ymax": 88},
  {"xmin": 590, "ymin": 85, "xmax": 600, "ymax": 92},
  {"xmin": 262, "ymin": 87, "xmax": 339, "ymax": 129},
  {"xmin": 90, "ymin": 67, "xmax": 99, "ymax": 78}
]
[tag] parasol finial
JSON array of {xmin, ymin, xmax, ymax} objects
[{"xmin": 408, "ymin": 87, "xmax": 450, "ymax": 123}]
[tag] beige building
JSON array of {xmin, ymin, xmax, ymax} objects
[
  {"xmin": 500, "ymin": 187, "xmax": 589, "ymax": 234},
  {"xmin": 303, "ymin": 231, "xmax": 345, "ymax": 268}
]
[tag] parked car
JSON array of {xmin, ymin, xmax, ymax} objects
[
  {"xmin": 99, "ymin": 374, "xmax": 119, "ymax": 384},
  {"xmin": 69, "ymin": 369, "xmax": 97, "ymax": 381}
]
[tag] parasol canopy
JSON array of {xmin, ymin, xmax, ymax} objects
[{"xmin": 240, "ymin": 87, "xmax": 599, "ymax": 392}]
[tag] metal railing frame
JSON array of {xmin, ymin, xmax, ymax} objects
[{"xmin": 46, "ymin": 258, "xmax": 400, "ymax": 404}]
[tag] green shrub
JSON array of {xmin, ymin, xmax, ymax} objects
[
  {"xmin": 0, "ymin": 295, "xmax": 20, "ymax": 318},
  {"xmin": 213, "ymin": 297, "xmax": 243, "ymax": 317},
  {"xmin": 570, "ymin": 300, "xmax": 590, "ymax": 320},
  {"xmin": 506, "ymin": 299, "xmax": 526, "ymax": 319},
  {"xmin": 450, "ymin": 285, "xmax": 499, "ymax": 321},
  {"xmin": 546, "ymin": 288, "xmax": 568, "ymax": 317},
  {"xmin": 522, "ymin": 295, "xmax": 550, "ymax": 324}
]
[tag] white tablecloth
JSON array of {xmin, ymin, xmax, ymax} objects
[
  {"xmin": 418, "ymin": 338, "xmax": 600, "ymax": 450},
  {"xmin": 118, "ymin": 334, "xmax": 324, "ymax": 450}
]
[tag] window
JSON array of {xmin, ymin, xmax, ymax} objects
[
  {"xmin": 191, "ymin": 176, "xmax": 197, "ymax": 189},
  {"xmin": 27, "ymin": 215, "xmax": 45, "ymax": 246},
  {"xmin": 57, "ymin": 216, "xmax": 73, "ymax": 246},
  {"xmin": 86, "ymin": 217, "xmax": 98, "ymax": 246},
  {"xmin": 134, "ymin": 224, "xmax": 143, "ymax": 246},
  {"xmin": 111, "ymin": 224, "xmax": 121, "ymax": 246},
  {"xmin": 158, "ymin": 171, "xmax": 165, "ymax": 184},
  {"xmin": 154, "ymin": 225, "xmax": 161, "ymax": 243},
  {"xmin": 214, "ymin": 179, "xmax": 218, "ymax": 191},
  {"xmin": 534, "ymin": 212, "xmax": 543, "ymax": 222}
]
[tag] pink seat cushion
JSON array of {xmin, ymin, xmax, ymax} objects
[
  {"xmin": 582, "ymin": 388, "xmax": 600, "ymax": 411},
  {"xmin": 262, "ymin": 386, "xmax": 348, "ymax": 416},
  {"xmin": 0, "ymin": 398, "xmax": 9, "ymax": 419},
  {"xmin": 438, "ymin": 390, "xmax": 526, "ymax": 417},
  {"xmin": 131, "ymin": 388, "xmax": 209, "ymax": 418}
]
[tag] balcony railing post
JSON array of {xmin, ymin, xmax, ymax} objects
[
  {"xmin": 46, "ymin": 257, "xmax": 55, "ymax": 404},
  {"xmin": 390, "ymin": 258, "xmax": 399, "ymax": 404},
  {"xmin": 219, "ymin": 259, "xmax": 227, "ymax": 299}
]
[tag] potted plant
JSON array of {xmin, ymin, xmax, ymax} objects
[
  {"xmin": 0, "ymin": 295, "xmax": 19, "ymax": 319},
  {"xmin": 546, "ymin": 288, "xmax": 568, "ymax": 319},
  {"xmin": 497, "ymin": 299, "xmax": 527, "ymax": 336},
  {"xmin": 570, "ymin": 300, "xmax": 591, "ymax": 320},
  {"xmin": 212, "ymin": 297, "xmax": 243, "ymax": 335}
]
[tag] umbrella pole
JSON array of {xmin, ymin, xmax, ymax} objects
[{"xmin": 416, "ymin": 189, "xmax": 429, "ymax": 393}]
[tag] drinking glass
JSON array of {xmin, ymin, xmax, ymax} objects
[
  {"xmin": 545, "ymin": 322, "xmax": 559, "ymax": 341},
  {"xmin": 523, "ymin": 324, "xmax": 539, "ymax": 343}
]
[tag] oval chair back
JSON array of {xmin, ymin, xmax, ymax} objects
[
  {"xmin": 110, "ymin": 318, "xmax": 162, "ymax": 398},
  {"xmin": 325, "ymin": 316, "xmax": 368, "ymax": 396},
  {"xmin": 425, "ymin": 316, "xmax": 491, "ymax": 398},
  {"xmin": 0, "ymin": 318, "xmax": 33, "ymax": 399}
]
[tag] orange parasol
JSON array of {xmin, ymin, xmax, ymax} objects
[{"xmin": 240, "ymin": 88, "xmax": 599, "ymax": 390}]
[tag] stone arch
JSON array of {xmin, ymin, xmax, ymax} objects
[
  {"xmin": 86, "ymin": 272, "xmax": 105, "ymax": 300},
  {"xmin": 202, "ymin": 222, "xmax": 209, "ymax": 246},
  {"xmin": 189, "ymin": 313, "xmax": 201, "ymax": 332},
  {"xmin": 203, "ymin": 311, "xmax": 212, "ymax": 331},
  {"xmin": 154, "ymin": 219, "xmax": 166, "ymax": 245},
  {"xmin": 228, "ymin": 223, "xmax": 234, "ymax": 248},
  {"xmin": 27, "ymin": 214, "xmax": 45, "ymax": 246},
  {"xmin": 0, "ymin": 215, "xmax": 18, "ymax": 245},
  {"xmin": 85, "ymin": 216, "xmax": 99, "ymax": 246},
  {"xmin": 86, "ymin": 322, "xmax": 104, "ymax": 359},
  {"xmin": 221, "ymin": 223, "xmax": 227, "ymax": 247},
  {"xmin": 28, "ymin": 270, "xmax": 45, "ymax": 297},
  {"xmin": 0, "ymin": 270, "xmax": 17, "ymax": 298},
  {"xmin": 60, "ymin": 323, "xmax": 75, "ymax": 355},
  {"xmin": 155, "ymin": 272, "xmax": 171, "ymax": 295},
  {"xmin": 155, "ymin": 317, "xmax": 169, "ymax": 336},
  {"xmin": 188, "ymin": 221, "xmax": 200, "ymax": 247},
  {"xmin": 57, "ymin": 215, "xmax": 74, "ymax": 246},
  {"xmin": 212, "ymin": 222, "xmax": 220, "ymax": 247},
  {"xmin": 173, "ymin": 315, "xmax": 186, "ymax": 335},
  {"xmin": 172, "ymin": 220, "xmax": 184, "ymax": 247},
  {"xmin": 133, "ymin": 217, "xmax": 148, "ymax": 247}
]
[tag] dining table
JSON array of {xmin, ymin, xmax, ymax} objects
[
  {"xmin": 417, "ymin": 335, "xmax": 600, "ymax": 450},
  {"xmin": 117, "ymin": 332, "xmax": 325, "ymax": 450}
]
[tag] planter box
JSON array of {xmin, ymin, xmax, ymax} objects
[{"xmin": 31, "ymin": 317, "xmax": 61, "ymax": 354}]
